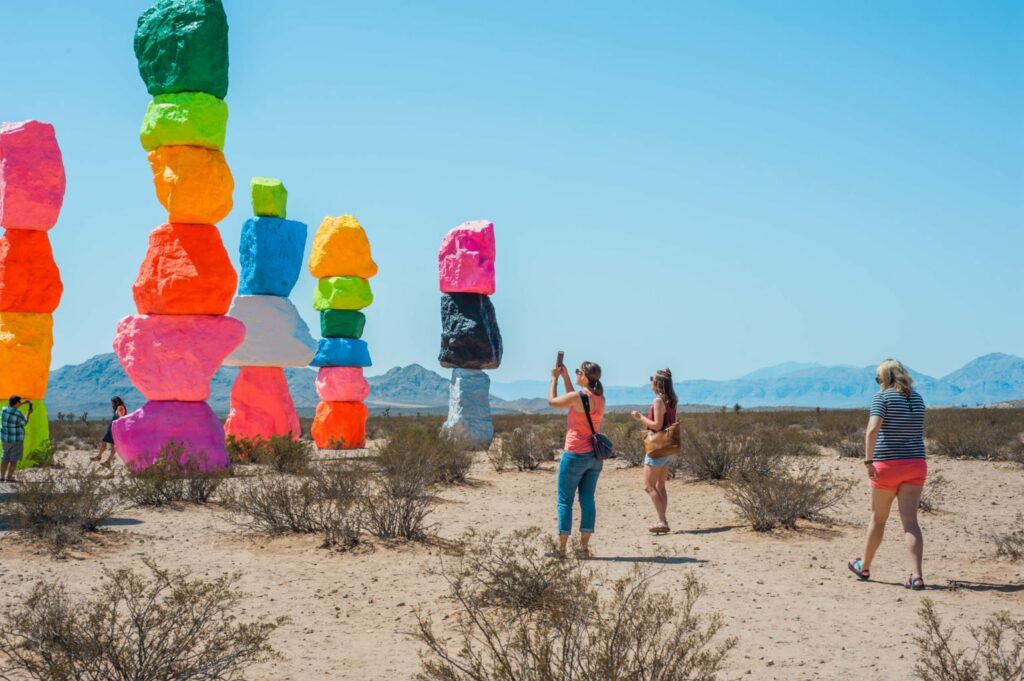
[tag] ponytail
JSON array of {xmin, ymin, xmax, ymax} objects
[{"xmin": 580, "ymin": 361, "xmax": 604, "ymax": 397}]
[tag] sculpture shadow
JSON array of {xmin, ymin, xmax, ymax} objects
[
  {"xmin": 947, "ymin": 580, "xmax": 1024, "ymax": 594},
  {"xmin": 588, "ymin": 555, "xmax": 707, "ymax": 566},
  {"xmin": 98, "ymin": 517, "xmax": 145, "ymax": 527},
  {"xmin": 678, "ymin": 524, "xmax": 741, "ymax": 535}
]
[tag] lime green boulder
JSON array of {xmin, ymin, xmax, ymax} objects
[
  {"xmin": 313, "ymin": 277, "xmax": 373, "ymax": 311},
  {"xmin": 18, "ymin": 400, "xmax": 52, "ymax": 469},
  {"xmin": 134, "ymin": 0, "xmax": 229, "ymax": 98},
  {"xmin": 251, "ymin": 177, "xmax": 288, "ymax": 218},
  {"xmin": 321, "ymin": 309, "xmax": 366, "ymax": 338},
  {"xmin": 140, "ymin": 92, "xmax": 227, "ymax": 151}
]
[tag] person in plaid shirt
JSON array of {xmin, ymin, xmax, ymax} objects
[{"xmin": 1, "ymin": 395, "xmax": 32, "ymax": 483}]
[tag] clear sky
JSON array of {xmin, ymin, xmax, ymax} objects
[{"xmin": 2, "ymin": 0, "xmax": 1022, "ymax": 386}]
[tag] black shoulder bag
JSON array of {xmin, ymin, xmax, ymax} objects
[{"xmin": 579, "ymin": 391, "xmax": 614, "ymax": 460}]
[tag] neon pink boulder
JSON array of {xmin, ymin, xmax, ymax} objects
[
  {"xmin": 224, "ymin": 366, "xmax": 301, "ymax": 440},
  {"xmin": 315, "ymin": 366, "xmax": 370, "ymax": 402},
  {"xmin": 438, "ymin": 220, "xmax": 495, "ymax": 294},
  {"xmin": 0, "ymin": 121, "xmax": 66, "ymax": 231},
  {"xmin": 113, "ymin": 314, "xmax": 245, "ymax": 401},
  {"xmin": 113, "ymin": 400, "xmax": 229, "ymax": 472}
]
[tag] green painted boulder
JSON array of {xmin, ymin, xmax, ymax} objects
[
  {"xmin": 321, "ymin": 309, "xmax": 366, "ymax": 338},
  {"xmin": 313, "ymin": 277, "xmax": 373, "ymax": 311},
  {"xmin": 140, "ymin": 92, "xmax": 228, "ymax": 151},
  {"xmin": 134, "ymin": 0, "xmax": 229, "ymax": 98},
  {"xmin": 251, "ymin": 177, "xmax": 287, "ymax": 218},
  {"xmin": 18, "ymin": 400, "xmax": 51, "ymax": 469}
]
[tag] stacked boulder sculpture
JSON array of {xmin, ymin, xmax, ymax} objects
[
  {"xmin": 308, "ymin": 216, "xmax": 376, "ymax": 449},
  {"xmin": 0, "ymin": 120, "xmax": 65, "ymax": 466},
  {"xmin": 439, "ymin": 220, "xmax": 501, "ymax": 447},
  {"xmin": 222, "ymin": 178, "xmax": 315, "ymax": 440},
  {"xmin": 113, "ymin": 0, "xmax": 242, "ymax": 471}
]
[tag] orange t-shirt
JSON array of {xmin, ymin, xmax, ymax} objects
[{"xmin": 564, "ymin": 389, "xmax": 604, "ymax": 453}]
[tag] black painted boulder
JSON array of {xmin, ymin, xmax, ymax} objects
[
  {"xmin": 439, "ymin": 293, "xmax": 502, "ymax": 370},
  {"xmin": 135, "ymin": 0, "xmax": 229, "ymax": 98}
]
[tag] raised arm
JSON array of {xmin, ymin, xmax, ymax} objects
[{"xmin": 548, "ymin": 366, "xmax": 583, "ymax": 410}]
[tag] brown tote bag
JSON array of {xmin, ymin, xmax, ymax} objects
[{"xmin": 642, "ymin": 407, "xmax": 681, "ymax": 459}]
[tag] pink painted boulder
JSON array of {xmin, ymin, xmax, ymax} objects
[
  {"xmin": 112, "ymin": 400, "xmax": 229, "ymax": 472},
  {"xmin": 113, "ymin": 314, "xmax": 245, "ymax": 401},
  {"xmin": 315, "ymin": 366, "xmax": 370, "ymax": 402},
  {"xmin": 0, "ymin": 121, "xmax": 66, "ymax": 230},
  {"xmin": 224, "ymin": 366, "xmax": 301, "ymax": 440},
  {"xmin": 438, "ymin": 220, "xmax": 495, "ymax": 294}
]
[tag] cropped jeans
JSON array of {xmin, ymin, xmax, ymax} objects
[{"xmin": 557, "ymin": 451, "xmax": 603, "ymax": 535}]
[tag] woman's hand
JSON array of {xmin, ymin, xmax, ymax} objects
[
  {"xmin": 864, "ymin": 461, "xmax": 878, "ymax": 480},
  {"xmin": 630, "ymin": 410, "xmax": 642, "ymax": 421},
  {"xmin": 551, "ymin": 366, "xmax": 563, "ymax": 379}
]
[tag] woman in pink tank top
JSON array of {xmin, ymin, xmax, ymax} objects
[
  {"xmin": 548, "ymin": 359, "xmax": 605, "ymax": 557},
  {"xmin": 631, "ymin": 369, "xmax": 679, "ymax": 535}
]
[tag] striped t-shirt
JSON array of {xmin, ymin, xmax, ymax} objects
[{"xmin": 869, "ymin": 389, "xmax": 926, "ymax": 461}]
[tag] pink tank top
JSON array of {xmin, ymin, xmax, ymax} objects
[
  {"xmin": 646, "ymin": 399, "xmax": 677, "ymax": 431},
  {"xmin": 564, "ymin": 389, "xmax": 604, "ymax": 454}
]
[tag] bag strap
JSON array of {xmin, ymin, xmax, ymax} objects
[{"xmin": 578, "ymin": 390, "xmax": 598, "ymax": 436}]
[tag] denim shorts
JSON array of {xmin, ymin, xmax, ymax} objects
[
  {"xmin": 2, "ymin": 441, "xmax": 24, "ymax": 463},
  {"xmin": 644, "ymin": 454, "xmax": 674, "ymax": 468}
]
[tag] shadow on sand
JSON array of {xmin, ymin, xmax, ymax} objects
[{"xmin": 589, "ymin": 555, "xmax": 707, "ymax": 565}]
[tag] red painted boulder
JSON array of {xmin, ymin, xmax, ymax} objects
[
  {"xmin": 224, "ymin": 366, "xmax": 301, "ymax": 440},
  {"xmin": 133, "ymin": 223, "xmax": 237, "ymax": 315},
  {"xmin": 0, "ymin": 121, "xmax": 66, "ymax": 231},
  {"xmin": 113, "ymin": 314, "xmax": 245, "ymax": 401},
  {"xmin": 112, "ymin": 400, "xmax": 229, "ymax": 472},
  {"xmin": 311, "ymin": 401, "xmax": 368, "ymax": 450},
  {"xmin": 315, "ymin": 366, "xmax": 369, "ymax": 402},
  {"xmin": 0, "ymin": 229, "xmax": 63, "ymax": 312}
]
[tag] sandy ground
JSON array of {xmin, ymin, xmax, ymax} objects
[{"xmin": 1, "ymin": 450, "xmax": 1022, "ymax": 681}]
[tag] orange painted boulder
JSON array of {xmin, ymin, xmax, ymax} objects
[
  {"xmin": 0, "ymin": 311, "xmax": 52, "ymax": 398},
  {"xmin": 133, "ymin": 223, "xmax": 237, "ymax": 314},
  {"xmin": 147, "ymin": 145, "xmax": 233, "ymax": 224},
  {"xmin": 0, "ymin": 229, "xmax": 62, "ymax": 312},
  {"xmin": 311, "ymin": 401, "xmax": 368, "ymax": 450},
  {"xmin": 308, "ymin": 215, "xmax": 378, "ymax": 279},
  {"xmin": 224, "ymin": 366, "xmax": 301, "ymax": 440}
]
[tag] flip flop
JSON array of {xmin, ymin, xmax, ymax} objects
[
  {"xmin": 905, "ymin": 575, "xmax": 925, "ymax": 591},
  {"xmin": 648, "ymin": 523, "xmax": 670, "ymax": 535},
  {"xmin": 848, "ymin": 557, "xmax": 870, "ymax": 580}
]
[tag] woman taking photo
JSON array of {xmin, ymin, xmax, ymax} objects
[
  {"xmin": 848, "ymin": 359, "xmax": 928, "ymax": 590},
  {"xmin": 631, "ymin": 369, "xmax": 678, "ymax": 534},
  {"xmin": 548, "ymin": 359, "xmax": 605, "ymax": 557}
]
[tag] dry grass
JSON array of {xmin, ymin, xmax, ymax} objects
[{"xmin": 914, "ymin": 598, "xmax": 1024, "ymax": 681}]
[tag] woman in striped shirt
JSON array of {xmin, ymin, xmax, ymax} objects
[{"xmin": 849, "ymin": 359, "xmax": 928, "ymax": 590}]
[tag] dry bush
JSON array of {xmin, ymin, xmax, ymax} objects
[
  {"xmin": 990, "ymin": 513, "xmax": 1024, "ymax": 561},
  {"xmin": 417, "ymin": 530, "xmax": 735, "ymax": 681},
  {"xmin": 1, "ymin": 468, "xmax": 122, "ymax": 555},
  {"xmin": 914, "ymin": 598, "xmax": 1024, "ymax": 681},
  {"xmin": 928, "ymin": 410, "xmax": 1024, "ymax": 461},
  {"xmin": 225, "ymin": 433, "xmax": 267, "ymax": 464},
  {"xmin": 919, "ymin": 473, "xmax": 950, "ymax": 514},
  {"xmin": 679, "ymin": 421, "xmax": 749, "ymax": 481},
  {"xmin": 117, "ymin": 443, "xmax": 225, "ymax": 507},
  {"xmin": 364, "ymin": 431, "xmax": 439, "ymax": 540},
  {"xmin": 0, "ymin": 559, "xmax": 285, "ymax": 681},
  {"xmin": 47, "ymin": 418, "xmax": 109, "ymax": 452},
  {"xmin": 606, "ymin": 420, "xmax": 646, "ymax": 467},
  {"xmin": 808, "ymin": 410, "xmax": 865, "ymax": 448},
  {"xmin": 222, "ymin": 462, "xmax": 367, "ymax": 550},
  {"xmin": 495, "ymin": 427, "xmax": 543, "ymax": 471},
  {"xmin": 726, "ymin": 460, "xmax": 854, "ymax": 532},
  {"xmin": 378, "ymin": 425, "xmax": 471, "ymax": 485},
  {"xmin": 835, "ymin": 434, "xmax": 864, "ymax": 458}
]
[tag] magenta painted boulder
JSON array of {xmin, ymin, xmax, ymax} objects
[
  {"xmin": 315, "ymin": 366, "xmax": 370, "ymax": 402},
  {"xmin": 0, "ymin": 121, "xmax": 66, "ymax": 230},
  {"xmin": 224, "ymin": 366, "xmax": 301, "ymax": 440},
  {"xmin": 438, "ymin": 220, "xmax": 495, "ymax": 294},
  {"xmin": 113, "ymin": 314, "xmax": 245, "ymax": 401},
  {"xmin": 112, "ymin": 400, "xmax": 229, "ymax": 472}
]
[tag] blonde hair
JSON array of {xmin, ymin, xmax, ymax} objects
[{"xmin": 876, "ymin": 359, "xmax": 913, "ymax": 396}]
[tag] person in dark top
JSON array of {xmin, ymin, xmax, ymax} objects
[
  {"xmin": 849, "ymin": 359, "xmax": 928, "ymax": 590},
  {"xmin": 631, "ymin": 369, "xmax": 678, "ymax": 534},
  {"xmin": 91, "ymin": 396, "xmax": 127, "ymax": 468}
]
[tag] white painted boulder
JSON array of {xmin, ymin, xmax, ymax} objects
[{"xmin": 223, "ymin": 294, "xmax": 316, "ymax": 367}]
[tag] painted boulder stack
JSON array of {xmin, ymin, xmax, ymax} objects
[
  {"xmin": 438, "ymin": 220, "xmax": 501, "ymax": 448},
  {"xmin": 113, "ymin": 0, "xmax": 241, "ymax": 471},
  {"xmin": 222, "ymin": 178, "xmax": 314, "ymax": 440},
  {"xmin": 308, "ymin": 215, "xmax": 376, "ymax": 449},
  {"xmin": 0, "ymin": 120, "xmax": 66, "ymax": 467}
]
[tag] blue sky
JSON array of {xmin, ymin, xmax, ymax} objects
[{"xmin": 2, "ymin": 0, "xmax": 1022, "ymax": 386}]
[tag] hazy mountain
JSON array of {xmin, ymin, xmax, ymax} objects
[{"xmin": 44, "ymin": 352, "xmax": 1024, "ymax": 417}]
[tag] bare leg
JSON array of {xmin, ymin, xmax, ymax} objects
[
  {"xmin": 1, "ymin": 460, "xmax": 11, "ymax": 480},
  {"xmin": 91, "ymin": 442, "xmax": 108, "ymax": 462},
  {"xmin": 557, "ymin": 533, "xmax": 569, "ymax": 553},
  {"xmin": 861, "ymin": 488, "xmax": 897, "ymax": 571},
  {"xmin": 579, "ymin": 532, "xmax": 591, "ymax": 551},
  {"xmin": 101, "ymin": 444, "xmax": 117, "ymax": 467},
  {"xmin": 896, "ymin": 484, "xmax": 925, "ymax": 581},
  {"xmin": 644, "ymin": 465, "xmax": 670, "ymax": 526}
]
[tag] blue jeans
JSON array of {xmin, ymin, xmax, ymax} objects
[{"xmin": 557, "ymin": 451, "xmax": 603, "ymax": 535}]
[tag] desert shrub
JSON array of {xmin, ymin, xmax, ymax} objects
[
  {"xmin": 485, "ymin": 440, "xmax": 509, "ymax": 472},
  {"xmin": 914, "ymin": 598, "xmax": 1024, "ymax": 681},
  {"xmin": 1, "ymin": 469, "xmax": 122, "ymax": 555},
  {"xmin": 927, "ymin": 410, "xmax": 1024, "ymax": 461},
  {"xmin": 258, "ymin": 436, "xmax": 313, "ymax": 475},
  {"xmin": 835, "ymin": 434, "xmax": 864, "ymax": 458},
  {"xmin": 726, "ymin": 460, "xmax": 854, "ymax": 532},
  {"xmin": 47, "ymin": 418, "xmax": 109, "ymax": 452},
  {"xmin": 754, "ymin": 424, "xmax": 819, "ymax": 457},
  {"xmin": 496, "ymin": 427, "xmax": 544, "ymax": 471},
  {"xmin": 417, "ymin": 531, "xmax": 735, "ymax": 680},
  {"xmin": 606, "ymin": 420, "xmax": 646, "ymax": 467},
  {"xmin": 22, "ymin": 439, "xmax": 55, "ymax": 468},
  {"xmin": 990, "ymin": 513, "xmax": 1024, "ymax": 561},
  {"xmin": 117, "ymin": 443, "xmax": 225, "ymax": 507},
  {"xmin": 0, "ymin": 559, "xmax": 285, "ymax": 681},
  {"xmin": 225, "ymin": 433, "xmax": 268, "ymax": 464},
  {"xmin": 363, "ymin": 441, "xmax": 436, "ymax": 541},
  {"xmin": 377, "ymin": 425, "xmax": 471, "ymax": 485},
  {"xmin": 809, "ymin": 410, "xmax": 865, "ymax": 448},
  {"xmin": 222, "ymin": 462, "xmax": 367, "ymax": 550},
  {"xmin": 679, "ymin": 422, "xmax": 748, "ymax": 481},
  {"xmin": 919, "ymin": 473, "xmax": 950, "ymax": 513}
]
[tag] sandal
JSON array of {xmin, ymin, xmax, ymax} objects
[
  {"xmin": 848, "ymin": 557, "xmax": 870, "ymax": 580},
  {"xmin": 648, "ymin": 523, "xmax": 670, "ymax": 535},
  {"xmin": 905, "ymin": 575, "xmax": 925, "ymax": 591}
]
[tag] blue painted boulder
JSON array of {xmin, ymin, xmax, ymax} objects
[
  {"xmin": 238, "ymin": 217, "xmax": 307, "ymax": 296},
  {"xmin": 310, "ymin": 338, "xmax": 372, "ymax": 368}
]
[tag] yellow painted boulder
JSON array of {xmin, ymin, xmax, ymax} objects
[
  {"xmin": 147, "ymin": 145, "xmax": 233, "ymax": 224},
  {"xmin": 308, "ymin": 215, "xmax": 377, "ymax": 279},
  {"xmin": 0, "ymin": 311, "xmax": 52, "ymax": 398}
]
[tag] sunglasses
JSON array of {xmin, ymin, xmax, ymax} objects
[
  {"xmin": 875, "ymin": 377, "xmax": 882, "ymax": 384},
  {"xmin": 575, "ymin": 368, "xmax": 584, "ymax": 375}
]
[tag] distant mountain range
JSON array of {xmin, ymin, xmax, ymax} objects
[{"xmin": 43, "ymin": 352, "xmax": 1024, "ymax": 417}]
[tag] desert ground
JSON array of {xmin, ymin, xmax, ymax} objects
[{"xmin": 1, "ymin": 432, "xmax": 1022, "ymax": 681}]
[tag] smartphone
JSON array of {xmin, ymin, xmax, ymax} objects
[{"xmin": 556, "ymin": 351, "xmax": 565, "ymax": 368}]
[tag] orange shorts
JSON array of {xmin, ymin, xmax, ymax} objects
[{"xmin": 870, "ymin": 458, "xmax": 927, "ymax": 491}]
